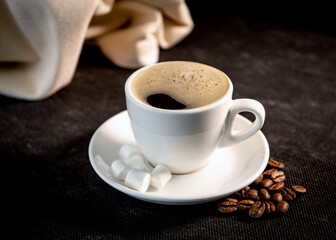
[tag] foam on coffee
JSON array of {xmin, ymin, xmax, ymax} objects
[{"xmin": 131, "ymin": 62, "xmax": 229, "ymax": 109}]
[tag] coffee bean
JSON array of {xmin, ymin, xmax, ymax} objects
[
  {"xmin": 243, "ymin": 189, "xmax": 259, "ymax": 200},
  {"xmin": 218, "ymin": 200, "xmax": 238, "ymax": 213},
  {"xmin": 273, "ymin": 175, "xmax": 286, "ymax": 183},
  {"xmin": 234, "ymin": 186, "xmax": 251, "ymax": 198},
  {"xmin": 264, "ymin": 201, "xmax": 273, "ymax": 214},
  {"xmin": 234, "ymin": 190, "xmax": 243, "ymax": 198},
  {"xmin": 268, "ymin": 157, "xmax": 285, "ymax": 169},
  {"xmin": 271, "ymin": 192, "xmax": 283, "ymax": 202},
  {"xmin": 254, "ymin": 174, "xmax": 263, "ymax": 185},
  {"xmin": 268, "ymin": 181, "xmax": 285, "ymax": 191},
  {"xmin": 281, "ymin": 188, "xmax": 296, "ymax": 201},
  {"xmin": 219, "ymin": 199, "xmax": 238, "ymax": 207},
  {"xmin": 263, "ymin": 168, "xmax": 277, "ymax": 176},
  {"xmin": 249, "ymin": 201, "xmax": 265, "ymax": 218},
  {"xmin": 238, "ymin": 199, "xmax": 255, "ymax": 211},
  {"xmin": 271, "ymin": 170, "xmax": 284, "ymax": 179},
  {"xmin": 292, "ymin": 185, "xmax": 307, "ymax": 193},
  {"xmin": 277, "ymin": 200, "xmax": 289, "ymax": 214},
  {"xmin": 259, "ymin": 188, "xmax": 270, "ymax": 200},
  {"xmin": 266, "ymin": 200, "xmax": 276, "ymax": 213},
  {"xmin": 259, "ymin": 179, "xmax": 273, "ymax": 188},
  {"xmin": 271, "ymin": 170, "xmax": 286, "ymax": 183},
  {"xmin": 224, "ymin": 197, "xmax": 238, "ymax": 203},
  {"xmin": 264, "ymin": 201, "xmax": 270, "ymax": 214}
]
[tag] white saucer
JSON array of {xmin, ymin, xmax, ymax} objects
[{"xmin": 88, "ymin": 110, "xmax": 269, "ymax": 205}]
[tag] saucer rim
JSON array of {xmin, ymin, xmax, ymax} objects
[{"xmin": 88, "ymin": 110, "xmax": 269, "ymax": 205}]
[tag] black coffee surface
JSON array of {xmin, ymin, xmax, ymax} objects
[{"xmin": 147, "ymin": 93, "xmax": 186, "ymax": 110}]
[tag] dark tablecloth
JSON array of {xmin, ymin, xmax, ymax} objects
[{"xmin": 1, "ymin": 2, "xmax": 335, "ymax": 239}]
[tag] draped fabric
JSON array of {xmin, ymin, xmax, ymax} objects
[{"xmin": 0, "ymin": 0, "xmax": 193, "ymax": 100}]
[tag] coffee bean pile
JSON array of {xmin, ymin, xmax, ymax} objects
[{"xmin": 218, "ymin": 157, "xmax": 306, "ymax": 218}]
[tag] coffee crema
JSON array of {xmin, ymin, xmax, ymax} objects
[{"xmin": 131, "ymin": 61, "xmax": 229, "ymax": 110}]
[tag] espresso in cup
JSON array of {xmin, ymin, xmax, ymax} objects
[{"xmin": 131, "ymin": 61, "xmax": 229, "ymax": 110}]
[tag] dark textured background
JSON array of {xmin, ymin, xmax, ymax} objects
[{"xmin": 1, "ymin": 1, "xmax": 335, "ymax": 239}]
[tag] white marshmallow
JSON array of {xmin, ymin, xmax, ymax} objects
[
  {"xmin": 124, "ymin": 155, "xmax": 151, "ymax": 172},
  {"xmin": 118, "ymin": 144, "xmax": 141, "ymax": 159},
  {"xmin": 111, "ymin": 159, "xmax": 130, "ymax": 180},
  {"xmin": 125, "ymin": 169, "xmax": 151, "ymax": 192},
  {"xmin": 150, "ymin": 165, "xmax": 172, "ymax": 189}
]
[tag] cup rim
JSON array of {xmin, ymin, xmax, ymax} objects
[{"xmin": 125, "ymin": 61, "xmax": 233, "ymax": 114}]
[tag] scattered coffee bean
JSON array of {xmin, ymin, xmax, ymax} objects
[
  {"xmin": 243, "ymin": 189, "xmax": 259, "ymax": 200},
  {"xmin": 273, "ymin": 175, "xmax": 286, "ymax": 183},
  {"xmin": 271, "ymin": 192, "xmax": 283, "ymax": 202},
  {"xmin": 254, "ymin": 174, "xmax": 263, "ymax": 185},
  {"xmin": 268, "ymin": 157, "xmax": 285, "ymax": 169},
  {"xmin": 238, "ymin": 199, "xmax": 255, "ymax": 211},
  {"xmin": 271, "ymin": 170, "xmax": 286, "ymax": 183},
  {"xmin": 234, "ymin": 186, "xmax": 250, "ymax": 198},
  {"xmin": 268, "ymin": 181, "xmax": 285, "ymax": 191},
  {"xmin": 281, "ymin": 188, "xmax": 296, "ymax": 201},
  {"xmin": 218, "ymin": 200, "xmax": 238, "ymax": 213},
  {"xmin": 249, "ymin": 201, "xmax": 265, "ymax": 218},
  {"xmin": 266, "ymin": 200, "xmax": 276, "ymax": 213},
  {"xmin": 259, "ymin": 179, "xmax": 273, "ymax": 188},
  {"xmin": 264, "ymin": 201, "xmax": 272, "ymax": 214},
  {"xmin": 234, "ymin": 191, "xmax": 242, "ymax": 198},
  {"xmin": 259, "ymin": 188, "xmax": 270, "ymax": 200},
  {"xmin": 271, "ymin": 170, "xmax": 284, "ymax": 179},
  {"xmin": 292, "ymin": 185, "xmax": 307, "ymax": 193},
  {"xmin": 263, "ymin": 168, "xmax": 277, "ymax": 176},
  {"xmin": 277, "ymin": 200, "xmax": 289, "ymax": 214},
  {"xmin": 224, "ymin": 197, "xmax": 238, "ymax": 203}
]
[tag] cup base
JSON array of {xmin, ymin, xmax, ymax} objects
[
  {"xmin": 147, "ymin": 160, "xmax": 210, "ymax": 175},
  {"xmin": 173, "ymin": 161, "xmax": 210, "ymax": 175}
]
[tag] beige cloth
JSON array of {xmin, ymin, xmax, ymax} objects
[{"xmin": 0, "ymin": 0, "xmax": 193, "ymax": 100}]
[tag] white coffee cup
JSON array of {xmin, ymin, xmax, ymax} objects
[{"xmin": 125, "ymin": 61, "xmax": 265, "ymax": 174}]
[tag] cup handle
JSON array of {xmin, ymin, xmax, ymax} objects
[{"xmin": 219, "ymin": 98, "xmax": 265, "ymax": 148}]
